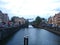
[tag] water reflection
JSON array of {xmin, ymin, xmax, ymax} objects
[
  {"xmin": 28, "ymin": 28, "xmax": 60, "ymax": 45},
  {"xmin": 5, "ymin": 29, "xmax": 25, "ymax": 45}
]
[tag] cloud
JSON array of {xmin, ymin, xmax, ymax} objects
[
  {"xmin": 53, "ymin": 7, "xmax": 60, "ymax": 11},
  {"xmin": 0, "ymin": 0, "xmax": 60, "ymax": 19}
]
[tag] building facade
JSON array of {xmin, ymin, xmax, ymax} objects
[
  {"xmin": 0, "ymin": 11, "xmax": 9, "ymax": 23},
  {"xmin": 48, "ymin": 13, "xmax": 60, "ymax": 26},
  {"xmin": 48, "ymin": 17, "xmax": 53, "ymax": 24},
  {"xmin": 12, "ymin": 17, "xmax": 26, "ymax": 25},
  {"xmin": 54, "ymin": 13, "xmax": 60, "ymax": 26}
]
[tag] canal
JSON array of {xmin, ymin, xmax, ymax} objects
[{"xmin": 2, "ymin": 25, "xmax": 60, "ymax": 45}]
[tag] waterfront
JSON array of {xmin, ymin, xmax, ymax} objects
[{"xmin": 1, "ymin": 25, "xmax": 60, "ymax": 45}]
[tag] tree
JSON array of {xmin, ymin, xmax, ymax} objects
[
  {"xmin": 11, "ymin": 16, "xmax": 19, "ymax": 23},
  {"xmin": 35, "ymin": 16, "xmax": 42, "ymax": 25},
  {"xmin": 41, "ymin": 18, "xmax": 47, "ymax": 23}
]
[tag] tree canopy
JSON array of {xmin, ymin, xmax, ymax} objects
[
  {"xmin": 34, "ymin": 16, "xmax": 42, "ymax": 25},
  {"xmin": 11, "ymin": 16, "xmax": 19, "ymax": 23}
]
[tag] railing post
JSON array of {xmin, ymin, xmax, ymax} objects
[{"xmin": 24, "ymin": 35, "xmax": 28, "ymax": 45}]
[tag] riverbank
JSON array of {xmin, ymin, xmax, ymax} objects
[
  {"xmin": 32, "ymin": 25, "xmax": 60, "ymax": 36},
  {"xmin": 44, "ymin": 27, "xmax": 60, "ymax": 36},
  {"xmin": 0, "ymin": 26, "xmax": 20, "ymax": 40},
  {"xmin": 0, "ymin": 24, "xmax": 29, "ymax": 41}
]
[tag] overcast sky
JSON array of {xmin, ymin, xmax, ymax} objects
[{"xmin": 0, "ymin": 0, "xmax": 60, "ymax": 20}]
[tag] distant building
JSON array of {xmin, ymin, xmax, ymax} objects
[
  {"xmin": 0, "ymin": 11, "xmax": 9, "ymax": 23},
  {"xmin": 19, "ymin": 18, "xmax": 26, "ymax": 25},
  {"xmin": 0, "ymin": 11, "xmax": 3, "ymax": 22},
  {"xmin": 48, "ymin": 12, "xmax": 60, "ymax": 26},
  {"xmin": 3, "ymin": 13, "xmax": 9, "ymax": 23},
  {"xmin": 48, "ymin": 17, "xmax": 53, "ymax": 24},
  {"xmin": 12, "ymin": 16, "xmax": 26, "ymax": 25}
]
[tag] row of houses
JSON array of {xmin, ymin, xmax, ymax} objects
[
  {"xmin": 48, "ymin": 12, "xmax": 60, "ymax": 26},
  {"xmin": 0, "ymin": 10, "xmax": 26, "ymax": 27}
]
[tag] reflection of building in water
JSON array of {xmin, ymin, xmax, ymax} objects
[
  {"xmin": 0, "ymin": 11, "xmax": 9, "ymax": 23},
  {"xmin": 48, "ymin": 12, "xmax": 60, "ymax": 26}
]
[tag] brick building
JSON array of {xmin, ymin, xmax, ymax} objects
[{"xmin": 48, "ymin": 12, "xmax": 60, "ymax": 26}]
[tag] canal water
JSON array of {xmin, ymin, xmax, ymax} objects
[{"xmin": 2, "ymin": 25, "xmax": 60, "ymax": 45}]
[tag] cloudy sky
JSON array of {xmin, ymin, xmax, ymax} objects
[{"xmin": 0, "ymin": 0, "xmax": 60, "ymax": 20}]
